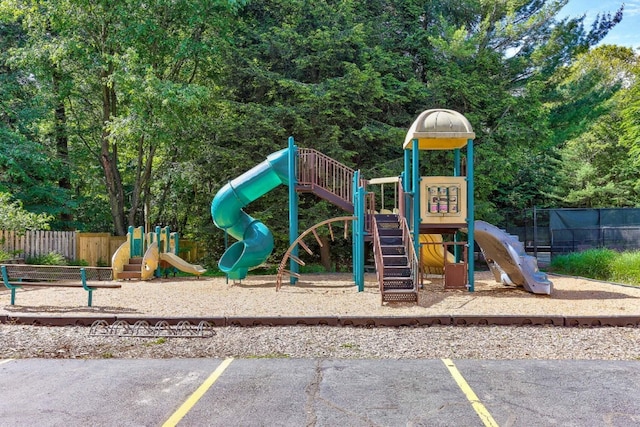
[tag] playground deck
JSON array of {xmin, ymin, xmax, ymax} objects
[{"xmin": 1, "ymin": 271, "xmax": 639, "ymax": 326}]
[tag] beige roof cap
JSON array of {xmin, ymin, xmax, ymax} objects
[{"xmin": 403, "ymin": 109, "xmax": 475, "ymax": 150}]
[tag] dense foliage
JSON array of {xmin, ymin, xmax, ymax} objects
[
  {"xmin": 0, "ymin": 192, "xmax": 52, "ymax": 231},
  {"xmin": 1, "ymin": 0, "xmax": 637, "ymax": 269},
  {"xmin": 550, "ymin": 248, "xmax": 640, "ymax": 286}
]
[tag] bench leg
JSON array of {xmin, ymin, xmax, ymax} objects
[
  {"xmin": 11, "ymin": 288, "xmax": 15, "ymax": 305},
  {"xmin": 87, "ymin": 290, "xmax": 93, "ymax": 307}
]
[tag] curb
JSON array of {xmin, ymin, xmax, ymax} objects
[{"xmin": 1, "ymin": 314, "xmax": 639, "ymax": 327}]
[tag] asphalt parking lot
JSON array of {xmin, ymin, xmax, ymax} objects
[{"xmin": 1, "ymin": 358, "xmax": 639, "ymax": 426}]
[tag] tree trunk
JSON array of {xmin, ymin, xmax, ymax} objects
[
  {"xmin": 319, "ymin": 235, "xmax": 332, "ymax": 271},
  {"xmin": 52, "ymin": 68, "xmax": 73, "ymax": 229},
  {"xmin": 99, "ymin": 65, "xmax": 127, "ymax": 236},
  {"xmin": 127, "ymin": 134, "xmax": 156, "ymax": 228}
]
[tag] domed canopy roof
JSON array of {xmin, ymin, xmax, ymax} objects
[{"xmin": 403, "ymin": 109, "xmax": 475, "ymax": 150}]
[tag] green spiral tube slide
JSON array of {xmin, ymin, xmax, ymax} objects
[{"xmin": 211, "ymin": 148, "xmax": 290, "ymax": 280}]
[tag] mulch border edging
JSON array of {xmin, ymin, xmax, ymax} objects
[{"xmin": 1, "ymin": 314, "xmax": 639, "ymax": 327}]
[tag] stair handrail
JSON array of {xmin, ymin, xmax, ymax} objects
[
  {"xmin": 297, "ymin": 148, "xmax": 364, "ymax": 207},
  {"xmin": 398, "ymin": 215, "xmax": 419, "ymax": 298},
  {"xmin": 370, "ymin": 215, "xmax": 385, "ymax": 295}
]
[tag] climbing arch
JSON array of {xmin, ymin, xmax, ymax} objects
[{"xmin": 276, "ymin": 216, "xmax": 356, "ymax": 290}]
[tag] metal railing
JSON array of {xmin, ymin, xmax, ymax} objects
[
  {"xmin": 297, "ymin": 148, "xmax": 358, "ymax": 208},
  {"xmin": 371, "ymin": 215, "xmax": 385, "ymax": 295},
  {"xmin": 398, "ymin": 215, "xmax": 419, "ymax": 297}
]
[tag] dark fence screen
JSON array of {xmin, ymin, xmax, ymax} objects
[{"xmin": 501, "ymin": 208, "xmax": 640, "ymax": 257}]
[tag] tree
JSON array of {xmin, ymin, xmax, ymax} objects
[
  {"xmin": 0, "ymin": 19, "xmax": 69, "ymax": 224},
  {"xmin": 0, "ymin": 192, "xmax": 52, "ymax": 231},
  {"xmin": 552, "ymin": 46, "xmax": 639, "ymax": 207},
  {"xmin": 2, "ymin": 0, "xmax": 241, "ymax": 234}
]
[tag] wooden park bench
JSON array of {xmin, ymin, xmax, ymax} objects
[{"xmin": 1, "ymin": 264, "xmax": 121, "ymax": 307}]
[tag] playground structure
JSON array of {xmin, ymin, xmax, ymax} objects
[
  {"xmin": 211, "ymin": 108, "xmax": 552, "ymax": 302},
  {"xmin": 112, "ymin": 226, "xmax": 206, "ymax": 280}
]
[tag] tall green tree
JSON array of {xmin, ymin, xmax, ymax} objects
[
  {"xmin": 0, "ymin": 19, "xmax": 69, "ymax": 222},
  {"xmin": 553, "ymin": 46, "xmax": 639, "ymax": 207},
  {"xmin": 2, "ymin": 0, "xmax": 241, "ymax": 235}
]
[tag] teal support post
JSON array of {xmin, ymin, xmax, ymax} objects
[
  {"xmin": 352, "ymin": 171, "xmax": 365, "ymax": 292},
  {"xmin": 454, "ymin": 149, "xmax": 462, "ymax": 262},
  {"xmin": 412, "ymin": 140, "xmax": 421, "ymax": 256},
  {"xmin": 466, "ymin": 138, "xmax": 475, "ymax": 292},
  {"xmin": 352, "ymin": 171, "xmax": 358, "ymax": 287},
  {"xmin": 403, "ymin": 150, "xmax": 411, "ymax": 195},
  {"xmin": 1, "ymin": 265, "xmax": 19, "ymax": 305},
  {"xmin": 403, "ymin": 150, "xmax": 411, "ymax": 222},
  {"xmin": 172, "ymin": 232, "xmax": 179, "ymax": 255},
  {"xmin": 155, "ymin": 225, "xmax": 162, "ymax": 277},
  {"xmin": 163, "ymin": 226, "xmax": 171, "ymax": 252},
  {"xmin": 352, "ymin": 171, "xmax": 357, "ymax": 283},
  {"xmin": 288, "ymin": 136, "xmax": 299, "ymax": 284},
  {"xmin": 81, "ymin": 268, "xmax": 92, "ymax": 307},
  {"xmin": 224, "ymin": 231, "xmax": 229, "ymax": 284},
  {"xmin": 128, "ymin": 225, "xmax": 135, "ymax": 257}
]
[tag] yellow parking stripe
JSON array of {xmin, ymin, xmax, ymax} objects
[
  {"xmin": 442, "ymin": 359, "xmax": 499, "ymax": 427},
  {"xmin": 0, "ymin": 359, "xmax": 14, "ymax": 365},
  {"xmin": 162, "ymin": 358, "xmax": 234, "ymax": 427}
]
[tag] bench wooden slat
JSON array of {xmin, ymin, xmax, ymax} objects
[
  {"xmin": 6, "ymin": 281, "xmax": 121, "ymax": 289},
  {"xmin": 1, "ymin": 264, "xmax": 120, "ymax": 306}
]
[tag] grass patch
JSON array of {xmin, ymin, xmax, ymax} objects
[
  {"xmin": 550, "ymin": 248, "xmax": 640, "ymax": 286},
  {"xmin": 340, "ymin": 343, "xmax": 360, "ymax": 351},
  {"xmin": 144, "ymin": 337, "xmax": 167, "ymax": 346}
]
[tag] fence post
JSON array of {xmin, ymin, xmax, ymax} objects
[{"xmin": 533, "ymin": 206, "xmax": 538, "ymax": 259}]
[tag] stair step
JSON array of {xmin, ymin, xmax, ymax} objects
[
  {"xmin": 128, "ymin": 257, "xmax": 143, "ymax": 265},
  {"xmin": 383, "ymin": 278, "xmax": 413, "ymax": 284},
  {"xmin": 383, "ymin": 285, "xmax": 415, "ymax": 292},
  {"xmin": 380, "ymin": 237, "xmax": 403, "ymax": 245},
  {"xmin": 378, "ymin": 228, "xmax": 402, "ymax": 236},
  {"xmin": 375, "ymin": 213, "xmax": 399, "ymax": 222},
  {"xmin": 383, "ymin": 266, "xmax": 412, "ymax": 277},
  {"xmin": 381, "ymin": 256, "xmax": 408, "ymax": 266},
  {"xmin": 377, "ymin": 223, "xmax": 400, "ymax": 231},
  {"xmin": 123, "ymin": 264, "xmax": 141, "ymax": 271},
  {"xmin": 381, "ymin": 246, "xmax": 405, "ymax": 256},
  {"xmin": 118, "ymin": 271, "xmax": 142, "ymax": 280},
  {"xmin": 382, "ymin": 291, "xmax": 418, "ymax": 303}
]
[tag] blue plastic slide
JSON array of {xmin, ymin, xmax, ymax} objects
[{"xmin": 211, "ymin": 148, "xmax": 289, "ymax": 280}]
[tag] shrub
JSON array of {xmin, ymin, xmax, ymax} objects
[
  {"xmin": 26, "ymin": 252, "xmax": 68, "ymax": 266},
  {"xmin": 610, "ymin": 251, "xmax": 640, "ymax": 286},
  {"xmin": 550, "ymin": 248, "xmax": 640, "ymax": 286}
]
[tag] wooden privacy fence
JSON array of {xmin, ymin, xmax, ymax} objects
[
  {"xmin": 77, "ymin": 233, "xmax": 127, "ymax": 267},
  {"xmin": 1, "ymin": 230, "xmax": 201, "ymax": 266},
  {"xmin": 0, "ymin": 230, "xmax": 77, "ymax": 261}
]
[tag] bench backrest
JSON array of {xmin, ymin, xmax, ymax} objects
[{"xmin": 0, "ymin": 264, "xmax": 113, "ymax": 281}]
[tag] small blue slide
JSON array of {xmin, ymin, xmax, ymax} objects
[{"xmin": 210, "ymin": 149, "xmax": 290, "ymax": 280}]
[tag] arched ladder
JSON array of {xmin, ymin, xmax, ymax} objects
[{"xmin": 276, "ymin": 216, "xmax": 356, "ymax": 290}]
